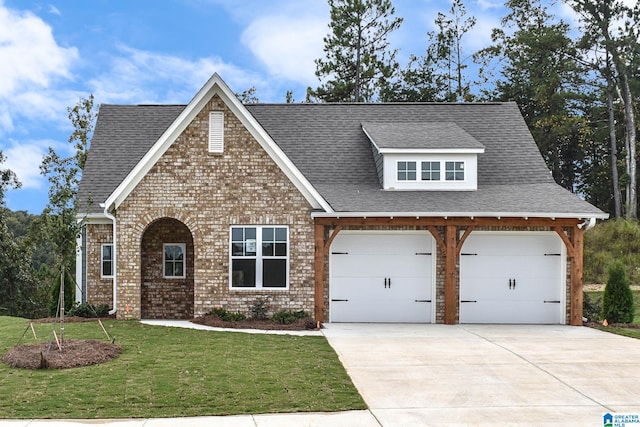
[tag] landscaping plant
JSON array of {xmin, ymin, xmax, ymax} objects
[{"xmin": 602, "ymin": 261, "xmax": 635, "ymax": 323}]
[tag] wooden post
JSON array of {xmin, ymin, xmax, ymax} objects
[
  {"xmin": 314, "ymin": 223, "xmax": 326, "ymax": 323},
  {"xmin": 444, "ymin": 225, "xmax": 457, "ymax": 325},
  {"xmin": 570, "ymin": 225, "xmax": 584, "ymax": 326}
]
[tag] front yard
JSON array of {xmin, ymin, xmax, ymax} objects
[{"xmin": 0, "ymin": 317, "xmax": 365, "ymax": 419}]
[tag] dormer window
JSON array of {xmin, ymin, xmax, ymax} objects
[
  {"xmin": 363, "ymin": 121, "xmax": 484, "ymax": 191},
  {"xmin": 397, "ymin": 161, "xmax": 417, "ymax": 181},
  {"xmin": 445, "ymin": 161, "xmax": 464, "ymax": 181},
  {"xmin": 422, "ymin": 161, "xmax": 440, "ymax": 181}
]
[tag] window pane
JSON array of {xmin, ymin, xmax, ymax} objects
[
  {"xmin": 262, "ymin": 227, "xmax": 274, "ymax": 241},
  {"xmin": 165, "ymin": 261, "xmax": 174, "ymax": 277},
  {"xmin": 275, "ymin": 242, "xmax": 287, "ymax": 256},
  {"xmin": 231, "ymin": 227, "xmax": 243, "ymax": 241},
  {"xmin": 407, "ymin": 171, "xmax": 416, "ymax": 180},
  {"xmin": 232, "ymin": 243, "xmax": 244, "ymax": 256},
  {"xmin": 407, "ymin": 162, "xmax": 416, "ymax": 171},
  {"xmin": 232, "ymin": 259, "xmax": 256, "ymax": 287},
  {"xmin": 245, "ymin": 228, "xmax": 256, "ymax": 240},
  {"xmin": 263, "ymin": 259, "xmax": 286, "ymax": 287},
  {"xmin": 103, "ymin": 245, "xmax": 112, "ymax": 261},
  {"xmin": 275, "ymin": 228, "xmax": 287, "ymax": 241},
  {"xmin": 245, "ymin": 240, "xmax": 256, "ymax": 256},
  {"xmin": 263, "ymin": 242, "xmax": 274, "ymax": 256},
  {"xmin": 102, "ymin": 261, "xmax": 112, "ymax": 277},
  {"xmin": 174, "ymin": 262, "xmax": 183, "ymax": 277}
]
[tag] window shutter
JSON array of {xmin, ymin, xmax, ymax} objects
[{"xmin": 208, "ymin": 111, "xmax": 224, "ymax": 153}]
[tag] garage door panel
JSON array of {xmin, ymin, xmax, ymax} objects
[
  {"xmin": 330, "ymin": 233, "xmax": 434, "ymax": 323},
  {"xmin": 460, "ymin": 233, "xmax": 564, "ymax": 324},
  {"xmin": 460, "ymin": 301, "xmax": 562, "ymax": 324},
  {"xmin": 332, "ymin": 254, "xmax": 430, "ymax": 278}
]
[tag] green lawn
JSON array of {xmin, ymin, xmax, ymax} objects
[{"xmin": 0, "ymin": 317, "xmax": 365, "ymax": 419}]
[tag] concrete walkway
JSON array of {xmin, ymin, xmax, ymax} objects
[{"xmin": 4, "ymin": 322, "xmax": 640, "ymax": 426}]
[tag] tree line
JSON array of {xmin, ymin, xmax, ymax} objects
[{"xmin": 304, "ymin": 0, "xmax": 638, "ymax": 219}]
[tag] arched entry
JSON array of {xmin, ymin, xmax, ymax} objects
[{"xmin": 141, "ymin": 218, "xmax": 194, "ymax": 319}]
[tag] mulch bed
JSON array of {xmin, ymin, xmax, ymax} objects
[
  {"xmin": 192, "ymin": 315, "xmax": 319, "ymax": 331},
  {"xmin": 584, "ymin": 322, "xmax": 640, "ymax": 329},
  {"xmin": 3, "ymin": 339, "xmax": 121, "ymax": 370}
]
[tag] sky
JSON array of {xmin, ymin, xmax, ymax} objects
[{"xmin": 0, "ymin": 0, "xmax": 588, "ymax": 214}]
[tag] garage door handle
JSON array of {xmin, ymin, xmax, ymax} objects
[
  {"xmin": 331, "ymin": 299, "xmax": 349, "ymax": 302},
  {"xmin": 415, "ymin": 300, "xmax": 431, "ymax": 303},
  {"xmin": 544, "ymin": 300, "xmax": 561, "ymax": 303},
  {"xmin": 461, "ymin": 300, "xmax": 477, "ymax": 303},
  {"xmin": 331, "ymin": 252, "xmax": 349, "ymax": 255}
]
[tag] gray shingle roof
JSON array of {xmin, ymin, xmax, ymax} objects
[
  {"xmin": 77, "ymin": 101, "xmax": 606, "ymax": 218},
  {"xmin": 362, "ymin": 122, "xmax": 485, "ymax": 150}
]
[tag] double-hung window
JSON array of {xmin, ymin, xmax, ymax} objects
[
  {"xmin": 164, "ymin": 243, "xmax": 186, "ymax": 278},
  {"xmin": 445, "ymin": 161, "xmax": 465, "ymax": 181},
  {"xmin": 397, "ymin": 161, "xmax": 417, "ymax": 181},
  {"xmin": 231, "ymin": 226, "xmax": 288, "ymax": 288},
  {"xmin": 101, "ymin": 244, "xmax": 113, "ymax": 278}
]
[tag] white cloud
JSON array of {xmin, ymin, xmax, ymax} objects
[
  {"xmin": 87, "ymin": 45, "xmax": 263, "ymax": 105},
  {"xmin": 0, "ymin": 3, "xmax": 77, "ymax": 96},
  {"xmin": 476, "ymin": 0, "xmax": 502, "ymax": 11},
  {"xmin": 0, "ymin": 2, "xmax": 78, "ymax": 132},
  {"xmin": 241, "ymin": 14, "xmax": 327, "ymax": 85},
  {"xmin": 2, "ymin": 138, "xmax": 67, "ymax": 190}
]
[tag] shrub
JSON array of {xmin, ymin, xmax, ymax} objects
[
  {"xmin": 272, "ymin": 309, "xmax": 311, "ymax": 325},
  {"xmin": 583, "ymin": 292, "xmax": 602, "ymax": 323},
  {"xmin": 602, "ymin": 261, "xmax": 635, "ymax": 323},
  {"xmin": 249, "ymin": 297, "xmax": 269, "ymax": 320},
  {"xmin": 68, "ymin": 303, "xmax": 111, "ymax": 318},
  {"xmin": 207, "ymin": 307, "xmax": 247, "ymax": 322}
]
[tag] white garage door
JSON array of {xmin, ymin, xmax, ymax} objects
[
  {"xmin": 459, "ymin": 232, "xmax": 565, "ymax": 324},
  {"xmin": 330, "ymin": 232, "xmax": 434, "ymax": 322}
]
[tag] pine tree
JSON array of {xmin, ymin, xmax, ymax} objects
[{"xmin": 308, "ymin": 0, "xmax": 402, "ymax": 102}]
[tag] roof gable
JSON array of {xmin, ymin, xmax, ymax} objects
[{"xmin": 102, "ymin": 73, "xmax": 331, "ymax": 212}]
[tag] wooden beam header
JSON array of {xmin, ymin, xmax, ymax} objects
[{"xmin": 314, "ymin": 216, "xmax": 581, "ymax": 228}]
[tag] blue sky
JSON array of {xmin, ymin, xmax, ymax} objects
[{"xmin": 0, "ymin": 0, "xmax": 583, "ymax": 213}]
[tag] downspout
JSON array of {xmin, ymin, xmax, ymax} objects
[{"xmin": 101, "ymin": 204, "xmax": 117, "ymax": 316}]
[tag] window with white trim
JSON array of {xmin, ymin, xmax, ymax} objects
[
  {"xmin": 421, "ymin": 161, "xmax": 441, "ymax": 181},
  {"xmin": 101, "ymin": 244, "xmax": 113, "ymax": 278},
  {"xmin": 397, "ymin": 161, "xmax": 417, "ymax": 181},
  {"xmin": 164, "ymin": 243, "xmax": 186, "ymax": 278},
  {"xmin": 445, "ymin": 161, "xmax": 465, "ymax": 181},
  {"xmin": 231, "ymin": 226, "xmax": 288, "ymax": 288},
  {"xmin": 208, "ymin": 111, "xmax": 224, "ymax": 153}
]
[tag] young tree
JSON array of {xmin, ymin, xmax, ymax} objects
[
  {"xmin": 34, "ymin": 95, "xmax": 95, "ymax": 330},
  {"xmin": 308, "ymin": 0, "xmax": 403, "ymax": 102},
  {"xmin": 571, "ymin": 0, "xmax": 640, "ymax": 218}
]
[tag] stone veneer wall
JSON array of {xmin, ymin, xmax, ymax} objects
[
  {"xmin": 113, "ymin": 95, "xmax": 315, "ymax": 319},
  {"xmin": 85, "ymin": 223, "xmax": 114, "ymax": 308}
]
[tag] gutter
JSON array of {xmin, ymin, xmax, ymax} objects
[{"xmin": 101, "ymin": 203, "xmax": 117, "ymax": 316}]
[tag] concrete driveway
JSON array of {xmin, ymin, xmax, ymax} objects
[{"xmin": 322, "ymin": 324, "xmax": 640, "ymax": 426}]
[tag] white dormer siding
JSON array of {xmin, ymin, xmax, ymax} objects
[
  {"xmin": 362, "ymin": 122, "xmax": 485, "ymax": 191},
  {"xmin": 208, "ymin": 111, "xmax": 224, "ymax": 153},
  {"xmin": 383, "ymin": 153, "xmax": 479, "ymax": 190}
]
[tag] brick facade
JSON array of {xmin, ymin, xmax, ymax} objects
[
  {"xmin": 110, "ymin": 95, "xmax": 315, "ymax": 319},
  {"xmin": 84, "ymin": 222, "xmax": 114, "ymax": 307}
]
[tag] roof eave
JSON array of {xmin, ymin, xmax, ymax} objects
[{"xmin": 311, "ymin": 211, "xmax": 610, "ymax": 220}]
